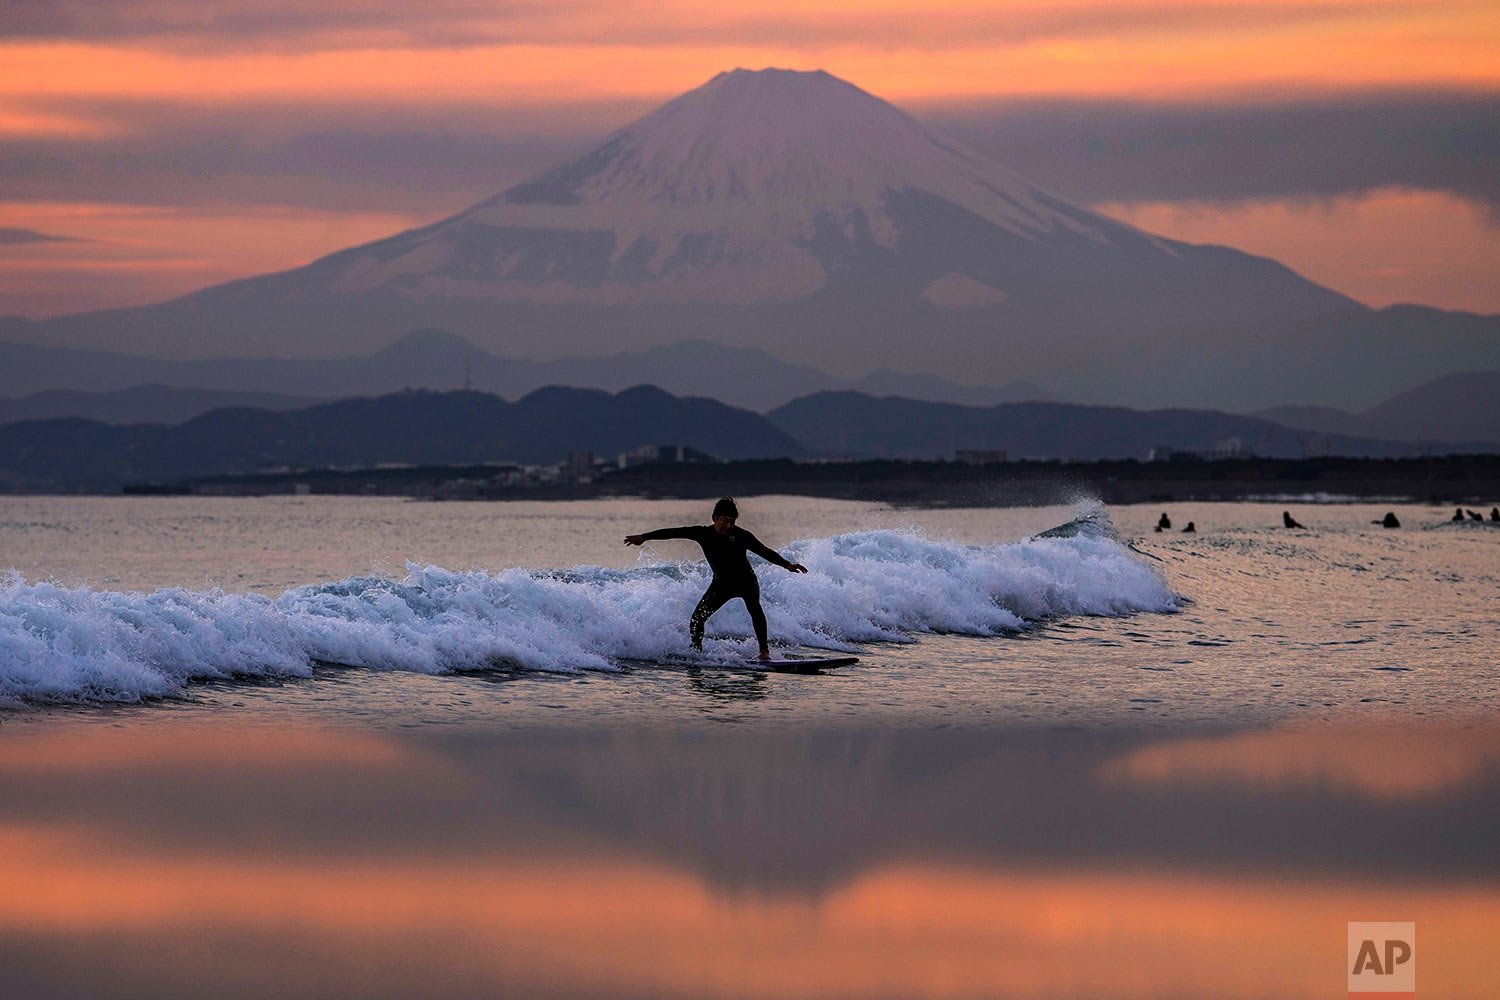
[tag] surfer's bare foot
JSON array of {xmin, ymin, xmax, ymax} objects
[{"xmin": 758, "ymin": 649, "xmax": 771, "ymax": 661}]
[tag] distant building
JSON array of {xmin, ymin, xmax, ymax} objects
[
  {"xmin": 565, "ymin": 450, "xmax": 594, "ymax": 482},
  {"xmin": 619, "ymin": 444, "xmax": 673, "ymax": 468},
  {"xmin": 494, "ymin": 464, "xmax": 558, "ymax": 486},
  {"xmin": 616, "ymin": 444, "xmax": 720, "ymax": 468},
  {"xmin": 954, "ymin": 449, "xmax": 1007, "ymax": 464},
  {"xmin": 1206, "ymin": 437, "xmax": 1244, "ymax": 459}
]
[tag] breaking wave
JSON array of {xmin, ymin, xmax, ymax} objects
[{"xmin": 1, "ymin": 518, "xmax": 1178, "ymax": 705}]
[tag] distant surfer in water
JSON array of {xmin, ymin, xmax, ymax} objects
[{"xmin": 624, "ymin": 497, "xmax": 807, "ymax": 660}]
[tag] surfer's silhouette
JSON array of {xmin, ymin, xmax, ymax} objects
[
  {"xmin": 1282, "ymin": 511, "xmax": 1304, "ymax": 529},
  {"xmin": 1466, "ymin": 509, "xmax": 1484, "ymax": 521},
  {"xmin": 1373, "ymin": 511, "xmax": 1400, "ymax": 528},
  {"xmin": 1453, "ymin": 507, "xmax": 1467, "ymax": 522},
  {"xmin": 1156, "ymin": 512, "xmax": 1171, "ymax": 532},
  {"xmin": 1491, "ymin": 507, "xmax": 1500, "ymax": 522},
  {"xmin": 1181, "ymin": 521, "xmax": 1196, "ymax": 533},
  {"xmin": 624, "ymin": 497, "xmax": 807, "ymax": 660}
]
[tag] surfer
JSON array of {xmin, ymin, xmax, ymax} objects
[
  {"xmin": 624, "ymin": 497, "xmax": 808, "ymax": 660},
  {"xmin": 1282, "ymin": 511, "xmax": 1305, "ymax": 529},
  {"xmin": 1156, "ymin": 512, "xmax": 1171, "ymax": 532}
]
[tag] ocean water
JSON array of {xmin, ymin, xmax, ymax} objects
[
  {"xmin": 1, "ymin": 495, "xmax": 1496, "ymax": 727},
  {"xmin": 2, "ymin": 495, "xmax": 1497, "ymax": 999}
]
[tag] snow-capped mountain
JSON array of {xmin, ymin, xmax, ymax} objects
[
  {"xmin": 332, "ymin": 68, "xmax": 1171, "ymax": 307},
  {"xmin": 4, "ymin": 68, "xmax": 1495, "ymax": 410}
]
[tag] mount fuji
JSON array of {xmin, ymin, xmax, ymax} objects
[{"xmin": 3, "ymin": 68, "xmax": 1495, "ymax": 410}]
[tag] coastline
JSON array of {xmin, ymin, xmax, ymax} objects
[{"xmin": 87, "ymin": 454, "xmax": 1500, "ymax": 506}]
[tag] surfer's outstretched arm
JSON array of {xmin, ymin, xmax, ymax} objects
[
  {"xmin": 624, "ymin": 526, "xmax": 699, "ymax": 545},
  {"xmin": 741, "ymin": 529, "xmax": 809, "ymax": 573}
]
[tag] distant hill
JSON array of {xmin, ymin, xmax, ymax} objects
[
  {"xmin": 1249, "ymin": 404, "xmax": 1370, "ymax": 439},
  {"xmin": 0, "ymin": 385, "xmax": 320, "ymax": 426},
  {"xmin": 848, "ymin": 369, "xmax": 1053, "ymax": 408},
  {"xmin": 9, "ymin": 381, "xmax": 1497, "ymax": 492},
  {"xmin": 767, "ymin": 392, "xmax": 1494, "ymax": 461},
  {"xmin": 0, "ymin": 330, "xmax": 1051, "ymax": 415},
  {"xmin": 0, "ymin": 385, "xmax": 802, "ymax": 490},
  {"xmin": 1256, "ymin": 371, "xmax": 1500, "ymax": 444}
]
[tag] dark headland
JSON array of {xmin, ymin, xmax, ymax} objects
[{"xmin": 159, "ymin": 454, "xmax": 1500, "ymax": 507}]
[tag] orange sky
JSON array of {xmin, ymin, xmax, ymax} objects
[
  {"xmin": 4, "ymin": 1, "xmax": 1498, "ymax": 107},
  {"xmin": 1, "ymin": 0, "xmax": 1497, "ymax": 318}
]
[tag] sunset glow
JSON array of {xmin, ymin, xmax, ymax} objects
[
  {"xmin": 1102, "ymin": 188, "xmax": 1500, "ymax": 313},
  {"xmin": 0, "ymin": 0, "xmax": 1495, "ymax": 317},
  {"xmin": 5, "ymin": 1, "xmax": 1499, "ymax": 97},
  {"xmin": 0, "ymin": 201, "xmax": 431, "ymax": 315}
]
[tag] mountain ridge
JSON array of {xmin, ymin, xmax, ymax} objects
[
  {"xmin": 0, "ymin": 329, "xmax": 1056, "ymax": 415},
  {"xmin": 3, "ymin": 383, "xmax": 1496, "ymax": 493},
  {"xmin": 1255, "ymin": 370, "xmax": 1500, "ymax": 443},
  {"xmin": 0, "ymin": 385, "xmax": 804, "ymax": 490},
  {"xmin": 767, "ymin": 391, "xmax": 1500, "ymax": 461},
  {"xmin": 0, "ymin": 384, "xmax": 319, "ymax": 426}
]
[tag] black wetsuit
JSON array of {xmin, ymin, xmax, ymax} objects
[{"xmin": 638, "ymin": 525, "xmax": 793, "ymax": 649}]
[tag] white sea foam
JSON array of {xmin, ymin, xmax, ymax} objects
[{"xmin": 0, "ymin": 522, "xmax": 1178, "ymax": 705}]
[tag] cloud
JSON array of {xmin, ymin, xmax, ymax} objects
[
  {"xmin": 0, "ymin": 0, "xmax": 1456, "ymax": 53},
  {"xmin": 0, "ymin": 90, "xmax": 1494, "ymax": 218},
  {"xmin": 0, "ymin": 0, "xmax": 582, "ymax": 51},
  {"xmin": 924, "ymin": 89, "xmax": 1500, "ymax": 213},
  {"xmin": 0, "ymin": 225, "xmax": 77, "ymax": 244},
  {"xmin": 4, "ymin": 5, "xmax": 1495, "ymax": 112},
  {"xmin": 0, "ymin": 99, "xmax": 611, "ymax": 213}
]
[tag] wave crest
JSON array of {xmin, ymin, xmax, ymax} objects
[{"xmin": 1, "ymin": 523, "xmax": 1178, "ymax": 705}]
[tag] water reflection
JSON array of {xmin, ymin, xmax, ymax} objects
[
  {"xmin": 1099, "ymin": 727, "xmax": 1500, "ymax": 801},
  {"xmin": 0, "ymin": 721, "xmax": 1495, "ymax": 998},
  {"xmin": 686, "ymin": 666, "xmax": 773, "ymax": 703}
]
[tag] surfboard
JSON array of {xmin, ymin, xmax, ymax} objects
[
  {"xmin": 641, "ymin": 651, "xmax": 859, "ymax": 673},
  {"xmin": 743, "ymin": 656, "xmax": 859, "ymax": 674}
]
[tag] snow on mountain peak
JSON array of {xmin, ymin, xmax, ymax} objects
[
  {"xmin": 335, "ymin": 68, "xmax": 1158, "ymax": 304},
  {"xmin": 495, "ymin": 67, "xmax": 1072, "ymax": 241}
]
